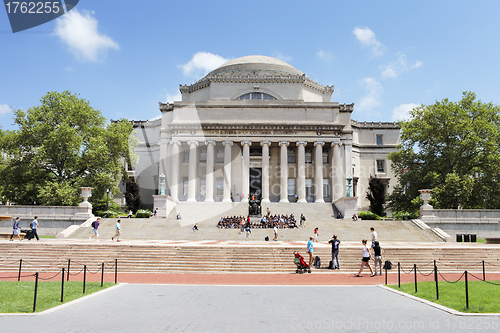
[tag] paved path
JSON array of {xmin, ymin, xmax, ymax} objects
[{"xmin": 1, "ymin": 284, "xmax": 499, "ymax": 333}]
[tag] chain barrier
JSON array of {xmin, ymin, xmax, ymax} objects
[
  {"xmin": 86, "ymin": 266, "xmax": 102, "ymax": 275},
  {"xmin": 416, "ymin": 266, "xmax": 435, "ymax": 277},
  {"xmin": 68, "ymin": 267, "xmax": 85, "ymax": 276},
  {"xmin": 0, "ymin": 273, "xmax": 36, "ymax": 280},
  {"xmin": 38, "ymin": 270, "xmax": 62, "ymax": 281},
  {"xmin": 437, "ymin": 269, "xmax": 465, "ymax": 283},
  {"xmin": 399, "ymin": 266, "xmax": 415, "ymax": 274},
  {"xmin": 467, "ymin": 272, "xmax": 500, "ymax": 286}
]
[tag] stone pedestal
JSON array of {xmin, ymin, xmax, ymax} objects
[
  {"xmin": 76, "ymin": 187, "xmax": 94, "ymax": 218},
  {"xmin": 334, "ymin": 196, "xmax": 358, "ymax": 219},
  {"xmin": 153, "ymin": 195, "xmax": 177, "ymax": 218}
]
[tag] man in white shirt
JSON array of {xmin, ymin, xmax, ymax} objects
[
  {"xmin": 371, "ymin": 227, "xmax": 377, "ymax": 248},
  {"xmin": 112, "ymin": 219, "xmax": 121, "ymax": 242}
]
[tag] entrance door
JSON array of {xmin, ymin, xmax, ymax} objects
[
  {"xmin": 305, "ymin": 178, "xmax": 313, "ymax": 202},
  {"xmin": 249, "ymin": 168, "xmax": 262, "ymax": 200}
]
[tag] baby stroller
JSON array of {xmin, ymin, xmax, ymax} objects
[{"xmin": 293, "ymin": 251, "xmax": 311, "ymax": 274}]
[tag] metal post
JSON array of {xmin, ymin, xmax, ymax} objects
[
  {"xmin": 61, "ymin": 268, "xmax": 65, "ymax": 302},
  {"xmin": 33, "ymin": 272, "xmax": 39, "ymax": 313},
  {"xmin": 83, "ymin": 265, "xmax": 86, "ymax": 294},
  {"xmin": 385, "ymin": 266, "xmax": 387, "ymax": 285},
  {"xmin": 101, "ymin": 262, "xmax": 104, "ymax": 287},
  {"xmin": 114, "ymin": 259, "xmax": 118, "ymax": 284},
  {"xmin": 434, "ymin": 260, "xmax": 439, "ymax": 300},
  {"xmin": 18, "ymin": 259, "xmax": 22, "ymax": 282},
  {"xmin": 482, "ymin": 260, "xmax": 485, "ymax": 281},
  {"xmin": 67, "ymin": 259, "xmax": 71, "ymax": 281},
  {"xmin": 465, "ymin": 271, "xmax": 469, "ymax": 309},
  {"xmin": 414, "ymin": 264, "xmax": 417, "ymax": 293},
  {"xmin": 398, "ymin": 262, "xmax": 401, "ymax": 288}
]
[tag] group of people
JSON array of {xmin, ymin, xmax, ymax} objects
[
  {"xmin": 305, "ymin": 226, "xmax": 384, "ymax": 277},
  {"xmin": 90, "ymin": 217, "xmax": 122, "ymax": 242},
  {"xmin": 217, "ymin": 213, "xmax": 304, "ymax": 229},
  {"xmin": 9, "ymin": 216, "xmax": 40, "ymax": 241}
]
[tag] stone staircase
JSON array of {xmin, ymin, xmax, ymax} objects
[{"xmin": 1, "ymin": 242, "xmax": 499, "ymax": 275}]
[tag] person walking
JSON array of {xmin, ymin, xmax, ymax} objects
[
  {"xmin": 370, "ymin": 227, "xmax": 378, "ymax": 248},
  {"xmin": 111, "ymin": 219, "xmax": 121, "ymax": 242},
  {"xmin": 354, "ymin": 239, "xmax": 374, "ymax": 277},
  {"xmin": 245, "ymin": 223, "xmax": 251, "ymax": 241},
  {"xmin": 90, "ymin": 217, "xmax": 100, "ymax": 241},
  {"xmin": 30, "ymin": 216, "xmax": 40, "ymax": 241},
  {"xmin": 314, "ymin": 227, "xmax": 319, "ymax": 242},
  {"xmin": 10, "ymin": 217, "xmax": 21, "ymax": 241},
  {"xmin": 328, "ymin": 234, "xmax": 340, "ymax": 269},
  {"xmin": 372, "ymin": 241, "xmax": 383, "ymax": 276},
  {"xmin": 307, "ymin": 236, "xmax": 314, "ymax": 268},
  {"xmin": 300, "ymin": 214, "xmax": 306, "ymax": 228},
  {"xmin": 273, "ymin": 225, "xmax": 278, "ymax": 241}
]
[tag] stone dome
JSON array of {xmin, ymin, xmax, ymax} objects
[{"xmin": 206, "ymin": 55, "xmax": 304, "ymax": 77}]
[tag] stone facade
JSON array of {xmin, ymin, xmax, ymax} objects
[{"xmin": 129, "ymin": 56, "xmax": 399, "ymax": 212}]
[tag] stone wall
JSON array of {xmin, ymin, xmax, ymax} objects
[{"xmin": 420, "ymin": 209, "xmax": 500, "ymax": 238}]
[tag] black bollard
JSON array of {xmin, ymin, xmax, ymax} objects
[
  {"xmin": 101, "ymin": 262, "xmax": 104, "ymax": 287},
  {"xmin": 482, "ymin": 260, "xmax": 485, "ymax": 281},
  {"xmin": 414, "ymin": 264, "xmax": 417, "ymax": 293},
  {"xmin": 434, "ymin": 260, "xmax": 439, "ymax": 300},
  {"xmin": 115, "ymin": 259, "xmax": 118, "ymax": 284},
  {"xmin": 398, "ymin": 262, "xmax": 401, "ymax": 288},
  {"xmin": 18, "ymin": 259, "xmax": 22, "ymax": 282},
  {"xmin": 61, "ymin": 268, "xmax": 65, "ymax": 302},
  {"xmin": 83, "ymin": 265, "xmax": 86, "ymax": 294},
  {"xmin": 33, "ymin": 272, "xmax": 39, "ymax": 313},
  {"xmin": 67, "ymin": 259, "xmax": 71, "ymax": 281},
  {"xmin": 465, "ymin": 271, "xmax": 469, "ymax": 309}
]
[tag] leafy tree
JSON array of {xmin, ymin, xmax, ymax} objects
[
  {"xmin": 124, "ymin": 177, "xmax": 142, "ymax": 213},
  {"xmin": 0, "ymin": 91, "xmax": 137, "ymax": 206},
  {"xmin": 388, "ymin": 92, "xmax": 500, "ymax": 210},
  {"xmin": 366, "ymin": 176, "xmax": 386, "ymax": 216}
]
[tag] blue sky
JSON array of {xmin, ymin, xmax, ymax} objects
[{"xmin": 1, "ymin": 0, "xmax": 500, "ymax": 130}]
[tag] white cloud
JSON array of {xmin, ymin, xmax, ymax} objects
[
  {"xmin": 166, "ymin": 91, "xmax": 182, "ymax": 103},
  {"xmin": 272, "ymin": 51, "xmax": 293, "ymax": 63},
  {"xmin": 352, "ymin": 27, "xmax": 385, "ymax": 56},
  {"xmin": 317, "ymin": 50, "xmax": 334, "ymax": 61},
  {"xmin": 0, "ymin": 104, "xmax": 12, "ymax": 115},
  {"xmin": 357, "ymin": 78, "xmax": 383, "ymax": 113},
  {"xmin": 180, "ymin": 52, "xmax": 230, "ymax": 77},
  {"xmin": 381, "ymin": 53, "xmax": 423, "ymax": 78},
  {"xmin": 54, "ymin": 9, "xmax": 119, "ymax": 62},
  {"xmin": 392, "ymin": 103, "xmax": 419, "ymax": 121}
]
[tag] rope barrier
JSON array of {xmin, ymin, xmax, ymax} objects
[
  {"xmin": 38, "ymin": 270, "xmax": 62, "ymax": 281},
  {"xmin": 468, "ymin": 272, "xmax": 500, "ymax": 286},
  {"xmin": 437, "ymin": 270, "xmax": 465, "ymax": 283}
]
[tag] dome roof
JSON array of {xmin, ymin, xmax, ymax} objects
[{"xmin": 206, "ymin": 55, "xmax": 304, "ymax": 77}]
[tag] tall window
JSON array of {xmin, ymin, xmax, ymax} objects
[
  {"xmin": 322, "ymin": 151, "xmax": 328, "ymax": 164},
  {"xmin": 182, "ymin": 177, "xmax": 188, "ymax": 196},
  {"xmin": 199, "ymin": 177, "xmax": 206, "ymax": 197},
  {"xmin": 216, "ymin": 148, "xmax": 224, "ymax": 163},
  {"xmin": 305, "ymin": 149, "xmax": 312, "ymax": 164},
  {"xmin": 237, "ymin": 92, "xmax": 276, "ymax": 100},
  {"xmin": 288, "ymin": 150, "xmax": 296, "ymax": 163},
  {"xmin": 216, "ymin": 177, "xmax": 224, "ymax": 196},
  {"xmin": 377, "ymin": 160, "xmax": 385, "ymax": 172},
  {"xmin": 183, "ymin": 149, "xmax": 189, "ymax": 162},
  {"xmin": 376, "ymin": 134, "xmax": 383, "ymax": 146},
  {"xmin": 323, "ymin": 179, "xmax": 330, "ymax": 198},
  {"xmin": 199, "ymin": 147, "xmax": 207, "ymax": 163}
]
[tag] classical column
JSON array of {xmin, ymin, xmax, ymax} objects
[
  {"xmin": 158, "ymin": 134, "xmax": 168, "ymax": 193},
  {"xmin": 165, "ymin": 139, "xmax": 172, "ymax": 196},
  {"xmin": 260, "ymin": 141, "xmax": 271, "ymax": 203},
  {"xmin": 296, "ymin": 141, "xmax": 307, "ymax": 203},
  {"xmin": 186, "ymin": 141, "xmax": 199, "ymax": 202},
  {"xmin": 169, "ymin": 140, "xmax": 181, "ymax": 201},
  {"xmin": 314, "ymin": 141, "xmax": 325, "ymax": 203},
  {"xmin": 205, "ymin": 140, "xmax": 215, "ymax": 202},
  {"xmin": 222, "ymin": 140, "xmax": 233, "ymax": 202},
  {"xmin": 279, "ymin": 141, "xmax": 289, "ymax": 203},
  {"xmin": 344, "ymin": 138, "xmax": 353, "ymax": 197},
  {"xmin": 331, "ymin": 139, "xmax": 343, "ymax": 201},
  {"xmin": 241, "ymin": 141, "xmax": 252, "ymax": 202}
]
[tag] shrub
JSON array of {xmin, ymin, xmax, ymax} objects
[
  {"xmin": 357, "ymin": 211, "xmax": 381, "ymax": 220},
  {"xmin": 392, "ymin": 211, "xmax": 419, "ymax": 220},
  {"xmin": 135, "ymin": 209, "xmax": 151, "ymax": 218}
]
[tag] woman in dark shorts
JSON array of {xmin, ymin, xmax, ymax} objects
[{"xmin": 354, "ymin": 239, "xmax": 374, "ymax": 277}]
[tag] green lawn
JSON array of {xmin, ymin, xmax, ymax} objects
[
  {"xmin": 0, "ymin": 281, "xmax": 114, "ymax": 313},
  {"xmin": 388, "ymin": 280, "xmax": 500, "ymax": 313}
]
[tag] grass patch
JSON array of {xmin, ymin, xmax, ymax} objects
[
  {"xmin": 388, "ymin": 280, "xmax": 500, "ymax": 313},
  {"xmin": 40, "ymin": 235, "xmax": 55, "ymax": 239},
  {"xmin": 0, "ymin": 281, "xmax": 114, "ymax": 313},
  {"xmin": 476, "ymin": 238, "xmax": 487, "ymax": 243}
]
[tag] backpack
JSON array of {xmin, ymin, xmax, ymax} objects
[
  {"xmin": 314, "ymin": 256, "xmax": 321, "ymax": 268},
  {"xmin": 91, "ymin": 221, "xmax": 96, "ymax": 228},
  {"xmin": 383, "ymin": 260, "xmax": 392, "ymax": 270},
  {"xmin": 264, "ymin": 236, "xmax": 269, "ymax": 241}
]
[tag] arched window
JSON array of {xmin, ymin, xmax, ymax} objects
[{"xmin": 237, "ymin": 92, "xmax": 276, "ymax": 100}]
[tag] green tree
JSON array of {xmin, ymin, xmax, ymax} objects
[
  {"xmin": 366, "ymin": 176, "xmax": 386, "ymax": 216},
  {"xmin": 388, "ymin": 92, "xmax": 500, "ymax": 210},
  {"xmin": 0, "ymin": 91, "xmax": 137, "ymax": 206}
]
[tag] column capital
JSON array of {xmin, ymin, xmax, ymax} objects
[
  {"xmin": 296, "ymin": 141, "xmax": 307, "ymax": 147},
  {"xmin": 169, "ymin": 140, "xmax": 182, "ymax": 146},
  {"xmin": 331, "ymin": 139, "xmax": 343, "ymax": 147},
  {"xmin": 187, "ymin": 140, "xmax": 199, "ymax": 147},
  {"xmin": 205, "ymin": 140, "xmax": 216, "ymax": 146},
  {"xmin": 260, "ymin": 141, "xmax": 271, "ymax": 147},
  {"xmin": 222, "ymin": 140, "xmax": 233, "ymax": 147},
  {"xmin": 279, "ymin": 141, "xmax": 290, "ymax": 147},
  {"xmin": 314, "ymin": 141, "xmax": 325, "ymax": 147},
  {"xmin": 241, "ymin": 140, "xmax": 252, "ymax": 146}
]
